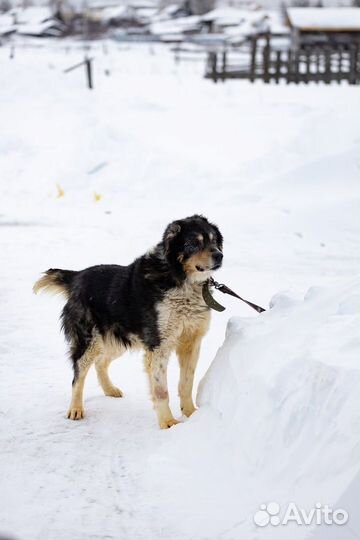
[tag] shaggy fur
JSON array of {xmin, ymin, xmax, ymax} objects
[{"xmin": 33, "ymin": 214, "xmax": 223, "ymax": 428}]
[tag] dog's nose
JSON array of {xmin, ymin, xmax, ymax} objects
[{"xmin": 212, "ymin": 250, "xmax": 223, "ymax": 264}]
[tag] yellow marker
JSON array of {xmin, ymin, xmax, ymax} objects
[
  {"xmin": 56, "ymin": 183, "xmax": 64, "ymax": 198},
  {"xmin": 94, "ymin": 192, "xmax": 102, "ymax": 202}
]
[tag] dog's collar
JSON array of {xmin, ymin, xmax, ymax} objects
[{"xmin": 202, "ymin": 279, "xmax": 226, "ymax": 312}]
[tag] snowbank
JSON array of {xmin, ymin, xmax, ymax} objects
[{"xmin": 144, "ymin": 280, "xmax": 360, "ymax": 540}]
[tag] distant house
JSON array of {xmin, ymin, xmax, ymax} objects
[
  {"xmin": 287, "ymin": 7, "xmax": 360, "ymax": 45},
  {"xmin": 8, "ymin": 6, "xmax": 65, "ymax": 37},
  {"xmin": 201, "ymin": 7, "xmax": 289, "ymax": 39},
  {"xmin": 16, "ymin": 19, "xmax": 65, "ymax": 37},
  {"xmin": 87, "ymin": 5, "xmax": 140, "ymax": 28}
]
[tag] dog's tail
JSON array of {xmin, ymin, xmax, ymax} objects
[{"xmin": 33, "ymin": 268, "xmax": 77, "ymax": 298}]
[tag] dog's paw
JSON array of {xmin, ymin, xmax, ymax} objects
[
  {"xmin": 67, "ymin": 406, "xmax": 85, "ymax": 420},
  {"xmin": 181, "ymin": 403, "xmax": 197, "ymax": 417},
  {"xmin": 105, "ymin": 386, "xmax": 123, "ymax": 398},
  {"xmin": 159, "ymin": 417, "xmax": 180, "ymax": 429}
]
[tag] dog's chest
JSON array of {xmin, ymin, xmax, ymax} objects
[{"xmin": 156, "ymin": 283, "xmax": 210, "ymax": 339}]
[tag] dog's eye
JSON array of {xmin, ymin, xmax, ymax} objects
[{"xmin": 184, "ymin": 239, "xmax": 200, "ymax": 254}]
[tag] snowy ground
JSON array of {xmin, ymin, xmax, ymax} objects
[{"xmin": 0, "ymin": 40, "xmax": 359, "ymax": 540}]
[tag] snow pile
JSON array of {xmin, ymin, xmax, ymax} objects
[{"xmin": 144, "ymin": 280, "xmax": 360, "ymax": 539}]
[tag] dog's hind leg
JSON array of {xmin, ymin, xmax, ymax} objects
[
  {"xmin": 67, "ymin": 338, "xmax": 101, "ymax": 420},
  {"xmin": 95, "ymin": 353, "xmax": 124, "ymax": 398},
  {"xmin": 144, "ymin": 348, "xmax": 178, "ymax": 429}
]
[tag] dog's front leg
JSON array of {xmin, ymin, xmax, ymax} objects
[
  {"xmin": 144, "ymin": 348, "xmax": 178, "ymax": 429},
  {"xmin": 177, "ymin": 331, "xmax": 205, "ymax": 417}
]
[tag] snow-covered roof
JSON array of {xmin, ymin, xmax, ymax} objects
[
  {"xmin": 0, "ymin": 14, "xmax": 16, "ymax": 36},
  {"xmin": 17, "ymin": 19, "xmax": 64, "ymax": 36},
  {"xmin": 0, "ymin": 25, "xmax": 16, "ymax": 37},
  {"xmin": 150, "ymin": 15, "xmax": 201, "ymax": 37},
  {"xmin": 287, "ymin": 8, "xmax": 360, "ymax": 31},
  {"xmin": 201, "ymin": 7, "xmax": 251, "ymax": 25},
  {"xmin": 135, "ymin": 7, "xmax": 158, "ymax": 17},
  {"xmin": 127, "ymin": 0, "xmax": 157, "ymax": 7},
  {"xmin": 89, "ymin": 5, "xmax": 136, "ymax": 22},
  {"xmin": 202, "ymin": 9, "xmax": 289, "ymax": 38},
  {"xmin": 10, "ymin": 6, "xmax": 53, "ymax": 25},
  {"xmin": 62, "ymin": 0, "xmax": 156, "ymax": 16}
]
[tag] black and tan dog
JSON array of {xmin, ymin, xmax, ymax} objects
[{"xmin": 33, "ymin": 215, "xmax": 223, "ymax": 428}]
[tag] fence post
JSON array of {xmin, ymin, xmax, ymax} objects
[
  {"xmin": 222, "ymin": 50, "xmax": 227, "ymax": 82},
  {"xmin": 250, "ymin": 37, "xmax": 257, "ymax": 83},
  {"xmin": 349, "ymin": 44, "xmax": 357, "ymax": 85},
  {"xmin": 85, "ymin": 57, "xmax": 93, "ymax": 89},
  {"xmin": 212, "ymin": 52, "xmax": 218, "ymax": 83},
  {"xmin": 286, "ymin": 49, "xmax": 292, "ymax": 84},
  {"xmin": 337, "ymin": 45, "xmax": 343, "ymax": 84},
  {"xmin": 305, "ymin": 46, "xmax": 311, "ymax": 84},
  {"xmin": 263, "ymin": 33, "xmax": 270, "ymax": 83},
  {"xmin": 275, "ymin": 50, "xmax": 281, "ymax": 84},
  {"xmin": 294, "ymin": 49, "xmax": 300, "ymax": 84},
  {"xmin": 324, "ymin": 46, "xmax": 331, "ymax": 84},
  {"xmin": 315, "ymin": 47, "xmax": 321, "ymax": 84}
]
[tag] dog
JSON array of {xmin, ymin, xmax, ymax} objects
[{"xmin": 33, "ymin": 214, "xmax": 223, "ymax": 428}]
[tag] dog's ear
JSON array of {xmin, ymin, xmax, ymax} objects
[{"xmin": 163, "ymin": 221, "xmax": 181, "ymax": 253}]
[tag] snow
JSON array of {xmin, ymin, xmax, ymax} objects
[
  {"xmin": 287, "ymin": 7, "xmax": 360, "ymax": 31},
  {"xmin": 144, "ymin": 280, "xmax": 360, "ymax": 539},
  {"xmin": 0, "ymin": 40, "xmax": 359, "ymax": 540}
]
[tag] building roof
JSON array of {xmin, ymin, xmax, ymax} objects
[
  {"xmin": 287, "ymin": 8, "xmax": 360, "ymax": 32},
  {"xmin": 201, "ymin": 7, "xmax": 250, "ymax": 25},
  {"xmin": 9, "ymin": 6, "xmax": 53, "ymax": 24}
]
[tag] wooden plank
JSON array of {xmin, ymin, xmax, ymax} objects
[
  {"xmin": 324, "ymin": 46, "xmax": 331, "ymax": 84},
  {"xmin": 275, "ymin": 50, "xmax": 281, "ymax": 84},
  {"xmin": 263, "ymin": 33, "xmax": 271, "ymax": 83},
  {"xmin": 250, "ymin": 37, "xmax": 257, "ymax": 83},
  {"xmin": 222, "ymin": 50, "xmax": 227, "ymax": 82},
  {"xmin": 208, "ymin": 52, "xmax": 218, "ymax": 83},
  {"xmin": 355, "ymin": 43, "xmax": 360, "ymax": 84},
  {"xmin": 349, "ymin": 44, "xmax": 357, "ymax": 84},
  {"xmin": 305, "ymin": 46, "xmax": 311, "ymax": 84},
  {"xmin": 315, "ymin": 47, "xmax": 321, "ymax": 84},
  {"xmin": 86, "ymin": 58, "xmax": 93, "ymax": 90},
  {"xmin": 337, "ymin": 45, "xmax": 343, "ymax": 83},
  {"xmin": 294, "ymin": 50, "xmax": 300, "ymax": 84},
  {"xmin": 286, "ymin": 49, "xmax": 292, "ymax": 84}
]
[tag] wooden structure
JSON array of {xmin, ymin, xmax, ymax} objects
[{"xmin": 206, "ymin": 8, "xmax": 360, "ymax": 84}]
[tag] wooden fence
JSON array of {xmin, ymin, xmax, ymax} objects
[{"xmin": 206, "ymin": 34, "xmax": 360, "ymax": 85}]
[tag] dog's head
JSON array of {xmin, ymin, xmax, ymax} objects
[{"xmin": 163, "ymin": 215, "xmax": 223, "ymax": 283}]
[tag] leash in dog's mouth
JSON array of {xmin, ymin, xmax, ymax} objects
[{"xmin": 202, "ymin": 277, "xmax": 266, "ymax": 314}]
